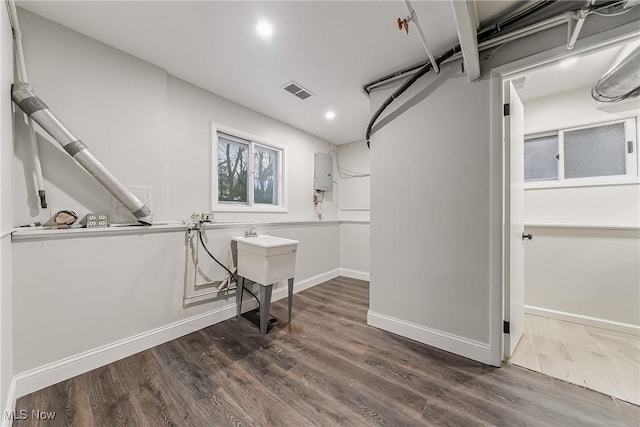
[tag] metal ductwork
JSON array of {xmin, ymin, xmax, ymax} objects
[
  {"xmin": 11, "ymin": 83, "xmax": 154, "ymax": 225},
  {"xmin": 592, "ymin": 45, "xmax": 640, "ymax": 102}
]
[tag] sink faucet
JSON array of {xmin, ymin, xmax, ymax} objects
[{"xmin": 245, "ymin": 226, "xmax": 257, "ymax": 237}]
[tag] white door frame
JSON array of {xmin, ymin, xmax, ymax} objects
[{"xmin": 487, "ymin": 23, "xmax": 640, "ymax": 366}]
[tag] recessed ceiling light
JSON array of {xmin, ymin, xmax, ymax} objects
[
  {"xmin": 256, "ymin": 20, "xmax": 273, "ymax": 38},
  {"xmin": 560, "ymin": 57, "xmax": 578, "ymax": 67},
  {"xmin": 325, "ymin": 110, "xmax": 336, "ymax": 120}
]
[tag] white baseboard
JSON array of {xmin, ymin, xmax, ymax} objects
[
  {"xmin": 367, "ymin": 311, "xmax": 492, "ymax": 365},
  {"xmin": 525, "ymin": 305, "xmax": 640, "ymax": 336},
  {"xmin": 2, "ymin": 378, "xmax": 16, "ymax": 427},
  {"xmin": 338, "ymin": 268, "xmax": 370, "ymax": 281},
  {"xmin": 15, "ymin": 303, "xmax": 244, "ymax": 398},
  {"xmin": 15, "ymin": 268, "xmax": 340, "ymax": 398},
  {"xmin": 272, "ymin": 269, "xmax": 340, "ymax": 298}
]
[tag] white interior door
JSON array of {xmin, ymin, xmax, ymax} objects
[{"xmin": 504, "ymin": 81, "xmax": 525, "ymax": 359}]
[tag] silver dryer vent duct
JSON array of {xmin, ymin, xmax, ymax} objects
[
  {"xmin": 12, "ymin": 83, "xmax": 153, "ymax": 225},
  {"xmin": 592, "ymin": 45, "xmax": 640, "ymax": 102}
]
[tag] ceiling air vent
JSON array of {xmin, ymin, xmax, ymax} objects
[{"xmin": 283, "ymin": 81, "xmax": 313, "ymax": 100}]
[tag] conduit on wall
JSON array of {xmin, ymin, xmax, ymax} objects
[
  {"xmin": 6, "ymin": 0, "xmax": 46, "ymax": 208},
  {"xmin": 7, "ymin": 0, "xmax": 153, "ymax": 225}
]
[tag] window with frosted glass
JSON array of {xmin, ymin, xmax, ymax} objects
[
  {"xmin": 564, "ymin": 123, "xmax": 626, "ymax": 179},
  {"xmin": 217, "ymin": 134, "xmax": 248, "ymax": 203},
  {"xmin": 254, "ymin": 145, "xmax": 279, "ymax": 205},
  {"xmin": 524, "ymin": 135, "xmax": 558, "ymax": 181}
]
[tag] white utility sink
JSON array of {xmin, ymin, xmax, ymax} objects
[
  {"xmin": 233, "ymin": 234, "xmax": 299, "ymax": 335},
  {"xmin": 233, "ymin": 235, "xmax": 299, "ymax": 285}
]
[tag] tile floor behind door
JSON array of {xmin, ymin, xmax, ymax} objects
[{"xmin": 510, "ymin": 314, "xmax": 640, "ymax": 406}]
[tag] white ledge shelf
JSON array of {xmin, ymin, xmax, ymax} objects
[
  {"xmin": 11, "ymin": 223, "xmax": 188, "ymax": 241},
  {"xmin": 11, "ymin": 219, "xmax": 341, "ymax": 241},
  {"xmin": 524, "ymin": 179, "xmax": 640, "ymax": 191},
  {"xmin": 525, "ymin": 223, "xmax": 640, "ymax": 231}
]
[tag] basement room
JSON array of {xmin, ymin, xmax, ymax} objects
[{"xmin": 1, "ymin": 1, "xmax": 638, "ymax": 425}]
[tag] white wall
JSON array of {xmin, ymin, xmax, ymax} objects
[
  {"xmin": 13, "ymin": 223, "xmax": 339, "ymax": 386},
  {"xmin": 14, "ymin": 9, "xmax": 169, "ymax": 225},
  {"xmin": 524, "ymin": 85, "xmax": 639, "ymax": 134},
  {"xmin": 339, "ymin": 222, "xmax": 370, "ymax": 279},
  {"xmin": 367, "ymin": 11, "xmax": 640, "ymax": 365},
  {"xmin": 520, "ymin": 81, "xmax": 640, "ymax": 333},
  {"xmin": 525, "ymin": 184, "xmax": 639, "ymax": 226},
  {"xmin": 1, "ymin": 2, "xmax": 15, "ymax": 418},
  {"xmin": 10, "ymin": 9, "xmax": 344, "ymax": 397},
  {"xmin": 522, "ymin": 85, "xmax": 640, "ymax": 227},
  {"xmin": 369, "ymin": 66, "xmax": 494, "ymax": 359},
  {"xmin": 14, "ymin": 9, "xmax": 337, "ymax": 226},
  {"xmin": 524, "ymin": 226, "xmax": 639, "ymax": 333},
  {"xmin": 333, "ymin": 141, "xmax": 370, "ymax": 278},
  {"xmin": 166, "ymin": 76, "xmax": 337, "ymax": 223},
  {"xmin": 334, "ymin": 141, "xmax": 370, "ymax": 221}
]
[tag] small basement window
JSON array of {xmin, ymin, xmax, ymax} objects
[
  {"xmin": 212, "ymin": 124, "xmax": 286, "ymax": 212},
  {"xmin": 524, "ymin": 133, "xmax": 559, "ymax": 181},
  {"xmin": 524, "ymin": 118, "xmax": 638, "ymax": 186}
]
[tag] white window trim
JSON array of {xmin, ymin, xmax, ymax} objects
[
  {"xmin": 211, "ymin": 123, "xmax": 288, "ymax": 213},
  {"xmin": 524, "ymin": 117, "xmax": 639, "ymax": 190}
]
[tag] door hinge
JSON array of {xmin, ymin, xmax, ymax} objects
[
  {"xmin": 503, "ymin": 103, "xmax": 510, "ymax": 116},
  {"xmin": 503, "ymin": 321, "xmax": 510, "ymax": 334},
  {"xmin": 628, "ymin": 141, "xmax": 634, "ymax": 154}
]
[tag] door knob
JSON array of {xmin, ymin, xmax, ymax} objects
[{"xmin": 522, "ymin": 233, "xmax": 533, "ymax": 240}]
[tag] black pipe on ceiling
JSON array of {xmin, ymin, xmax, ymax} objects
[{"xmin": 363, "ymin": 0, "xmax": 632, "ymax": 148}]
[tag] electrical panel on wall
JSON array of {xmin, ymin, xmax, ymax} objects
[{"xmin": 314, "ymin": 153, "xmax": 333, "ymax": 191}]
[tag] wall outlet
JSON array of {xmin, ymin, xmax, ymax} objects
[{"xmin": 81, "ymin": 213, "xmax": 108, "ymax": 228}]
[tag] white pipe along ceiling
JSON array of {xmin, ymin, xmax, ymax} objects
[
  {"xmin": 567, "ymin": 0, "xmax": 596, "ymax": 50},
  {"xmin": 363, "ymin": 0, "xmax": 640, "ymax": 148},
  {"xmin": 451, "ymin": 0, "xmax": 481, "ymax": 81},
  {"xmin": 402, "ymin": 0, "xmax": 440, "ymax": 74}
]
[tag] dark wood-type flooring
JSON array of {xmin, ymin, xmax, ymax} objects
[{"xmin": 16, "ymin": 277, "xmax": 640, "ymax": 426}]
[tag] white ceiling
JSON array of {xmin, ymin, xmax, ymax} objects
[
  {"xmin": 18, "ymin": 1, "xmax": 518, "ymax": 145},
  {"xmin": 515, "ymin": 40, "xmax": 640, "ymax": 101}
]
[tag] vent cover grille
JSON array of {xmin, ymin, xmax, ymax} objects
[
  {"xmin": 284, "ymin": 83, "xmax": 300, "ymax": 94},
  {"xmin": 295, "ymin": 90, "xmax": 311, "ymax": 100},
  {"xmin": 282, "ymin": 81, "xmax": 313, "ymax": 100}
]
